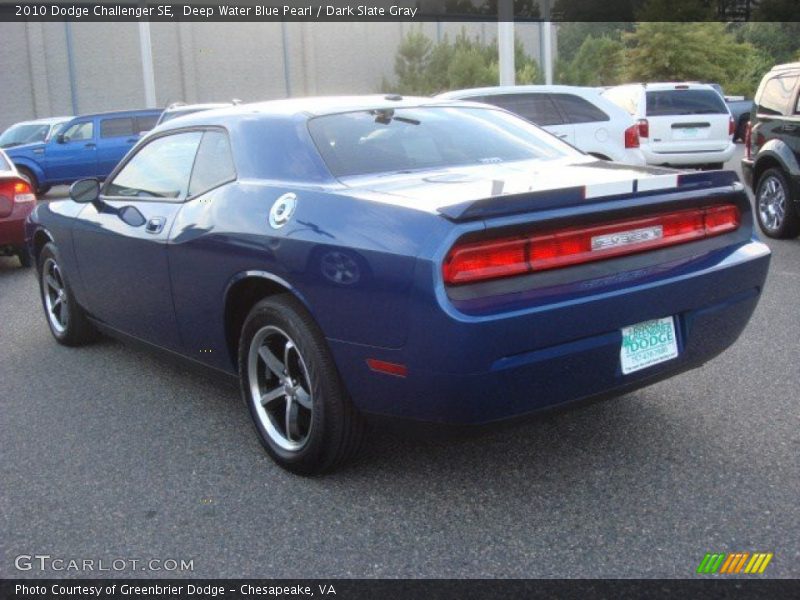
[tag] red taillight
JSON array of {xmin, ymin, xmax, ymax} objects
[
  {"xmin": 624, "ymin": 124, "xmax": 640, "ymax": 148},
  {"xmin": 442, "ymin": 237, "xmax": 528, "ymax": 285},
  {"xmin": 0, "ymin": 178, "xmax": 35, "ymax": 205},
  {"xmin": 637, "ymin": 118, "xmax": 649, "ymax": 139},
  {"xmin": 728, "ymin": 116, "xmax": 735, "ymax": 137},
  {"xmin": 744, "ymin": 122, "xmax": 752, "ymax": 160},
  {"xmin": 442, "ymin": 205, "xmax": 740, "ymax": 285}
]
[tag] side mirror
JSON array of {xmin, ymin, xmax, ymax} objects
[{"xmin": 69, "ymin": 178, "xmax": 100, "ymax": 204}]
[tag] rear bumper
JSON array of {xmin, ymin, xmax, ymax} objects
[
  {"xmin": 0, "ymin": 203, "xmax": 34, "ymax": 248},
  {"xmin": 331, "ymin": 240, "xmax": 770, "ymax": 424},
  {"xmin": 642, "ymin": 143, "xmax": 736, "ymax": 167}
]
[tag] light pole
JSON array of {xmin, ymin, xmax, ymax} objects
[{"xmin": 497, "ymin": 0, "xmax": 515, "ymax": 86}]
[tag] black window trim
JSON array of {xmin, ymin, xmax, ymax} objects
[{"xmin": 101, "ymin": 125, "xmax": 236, "ymax": 204}]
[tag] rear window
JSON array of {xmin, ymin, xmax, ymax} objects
[
  {"xmin": 645, "ymin": 89, "xmax": 727, "ymax": 116},
  {"xmin": 0, "ymin": 153, "xmax": 11, "ymax": 171},
  {"xmin": 478, "ymin": 94, "xmax": 564, "ymax": 126},
  {"xmin": 308, "ymin": 107, "xmax": 577, "ymax": 179},
  {"xmin": 756, "ymin": 75, "xmax": 798, "ymax": 116},
  {"xmin": 136, "ymin": 114, "xmax": 159, "ymax": 132}
]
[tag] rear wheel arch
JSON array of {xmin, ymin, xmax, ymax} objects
[
  {"xmin": 32, "ymin": 229, "xmax": 54, "ymax": 268},
  {"xmin": 223, "ymin": 273, "xmax": 314, "ymax": 368},
  {"xmin": 753, "ymin": 155, "xmax": 784, "ymax": 190}
]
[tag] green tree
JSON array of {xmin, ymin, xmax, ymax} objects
[
  {"xmin": 384, "ymin": 29, "xmax": 541, "ymax": 95},
  {"xmin": 623, "ymin": 23, "xmax": 752, "ymax": 86},
  {"xmin": 556, "ymin": 22, "xmax": 631, "ymax": 64},
  {"xmin": 559, "ymin": 35, "xmax": 624, "ymax": 86}
]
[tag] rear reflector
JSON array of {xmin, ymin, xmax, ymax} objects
[
  {"xmin": 443, "ymin": 204, "xmax": 740, "ymax": 285},
  {"xmin": 366, "ymin": 359, "xmax": 408, "ymax": 377},
  {"xmin": 728, "ymin": 116, "xmax": 735, "ymax": 137}
]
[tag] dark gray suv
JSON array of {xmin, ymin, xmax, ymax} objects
[{"xmin": 742, "ymin": 62, "xmax": 800, "ymax": 238}]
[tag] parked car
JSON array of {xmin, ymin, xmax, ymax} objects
[
  {"xmin": 741, "ymin": 62, "xmax": 800, "ymax": 238},
  {"xmin": 0, "ymin": 149, "xmax": 37, "ymax": 267},
  {"xmin": 157, "ymin": 101, "xmax": 238, "ymax": 126},
  {"xmin": 437, "ymin": 85, "xmax": 646, "ymax": 165},
  {"xmin": 0, "ymin": 116, "xmax": 73, "ymax": 149},
  {"xmin": 709, "ymin": 83, "xmax": 752, "ymax": 141},
  {"xmin": 27, "ymin": 96, "xmax": 770, "ymax": 473},
  {"xmin": 602, "ymin": 83, "xmax": 736, "ymax": 169},
  {"xmin": 5, "ymin": 109, "xmax": 162, "ymax": 194}
]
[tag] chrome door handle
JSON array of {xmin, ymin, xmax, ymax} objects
[{"xmin": 145, "ymin": 217, "xmax": 166, "ymax": 234}]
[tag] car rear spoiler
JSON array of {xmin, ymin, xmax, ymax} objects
[{"xmin": 436, "ymin": 170, "xmax": 741, "ymax": 222}]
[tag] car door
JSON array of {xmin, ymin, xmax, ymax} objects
[
  {"xmin": 71, "ymin": 130, "xmax": 203, "ymax": 350},
  {"xmin": 44, "ymin": 118, "xmax": 98, "ymax": 182},
  {"xmin": 96, "ymin": 116, "xmax": 141, "ymax": 177}
]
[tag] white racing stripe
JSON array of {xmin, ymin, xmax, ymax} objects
[
  {"xmin": 637, "ymin": 174, "xmax": 679, "ymax": 192},
  {"xmin": 584, "ymin": 180, "xmax": 634, "ymax": 199}
]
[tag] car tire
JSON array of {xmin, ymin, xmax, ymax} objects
[
  {"xmin": 37, "ymin": 242, "xmax": 98, "ymax": 345},
  {"xmin": 755, "ymin": 167, "xmax": 799, "ymax": 239},
  {"xmin": 17, "ymin": 246, "xmax": 32, "ymax": 268},
  {"xmin": 238, "ymin": 294, "xmax": 365, "ymax": 474}
]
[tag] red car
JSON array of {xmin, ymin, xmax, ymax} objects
[{"xmin": 0, "ymin": 148, "xmax": 37, "ymax": 267}]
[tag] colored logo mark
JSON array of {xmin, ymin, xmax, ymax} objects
[{"xmin": 697, "ymin": 552, "xmax": 773, "ymax": 574}]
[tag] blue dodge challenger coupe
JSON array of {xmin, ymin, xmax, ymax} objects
[{"xmin": 26, "ymin": 96, "xmax": 771, "ymax": 473}]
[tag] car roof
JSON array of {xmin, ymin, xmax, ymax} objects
[
  {"xmin": 7, "ymin": 116, "xmax": 74, "ymax": 127},
  {"xmin": 164, "ymin": 102, "xmax": 234, "ymax": 112},
  {"xmin": 70, "ymin": 108, "xmax": 163, "ymax": 119},
  {"xmin": 607, "ymin": 82, "xmax": 718, "ymax": 91},
  {"xmin": 770, "ymin": 62, "xmax": 800, "ymax": 72},
  {"xmin": 154, "ymin": 95, "xmax": 482, "ymax": 130},
  {"xmin": 437, "ymin": 85, "xmax": 604, "ymax": 99}
]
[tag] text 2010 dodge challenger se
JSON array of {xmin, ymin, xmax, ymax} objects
[{"xmin": 26, "ymin": 96, "xmax": 770, "ymax": 473}]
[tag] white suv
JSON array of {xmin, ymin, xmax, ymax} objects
[
  {"xmin": 602, "ymin": 83, "xmax": 736, "ymax": 169},
  {"xmin": 437, "ymin": 85, "xmax": 646, "ymax": 165}
]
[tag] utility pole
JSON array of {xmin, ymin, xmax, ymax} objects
[
  {"xmin": 138, "ymin": 21, "xmax": 157, "ymax": 107},
  {"xmin": 541, "ymin": 0, "xmax": 553, "ymax": 85},
  {"xmin": 497, "ymin": 0, "xmax": 515, "ymax": 86}
]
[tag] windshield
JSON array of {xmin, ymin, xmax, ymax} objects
[
  {"xmin": 0, "ymin": 123, "xmax": 52, "ymax": 148},
  {"xmin": 646, "ymin": 90, "xmax": 728, "ymax": 116},
  {"xmin": 307, "ymin": 106, "xmax": 580, "ymax": 178}
]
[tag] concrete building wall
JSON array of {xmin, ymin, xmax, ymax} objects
[{"xmin": 0, "ymin": 21, "xmax": 554, "ymax": 130}]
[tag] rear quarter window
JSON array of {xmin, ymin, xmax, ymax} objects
[
  {"xmin": 0, "ymin": 153, "xmax": 11, "ymax": 171},
  {"xmin": 646, "ymin": 89, "xmax": 727, "ymax": 116},
  {"xmin": 551, "ymin": 94, "xmax": 609, "ymax": 124},
  {"xmin": 756, "ymin": 75, "xmax": 799, "ymax": 116},
  {"xmin": 483, "ymin": 94, "xmax": 564, "ymax": 126},
  {"xmin": 100, "ymin": 117, "xmax": 135, "ymax": 138},
  {"xmin": 136, "ymin": 115, "xmax": 159, "ymax": 132}
]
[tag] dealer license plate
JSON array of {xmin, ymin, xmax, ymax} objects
[{"xmin": 620, "ymin": 317, "xmax": 679, "ymax": 375}]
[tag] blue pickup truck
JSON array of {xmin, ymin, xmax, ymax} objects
[{"xmin": 6, "ymin": 109, "xmax": 161, "ymax": 194}]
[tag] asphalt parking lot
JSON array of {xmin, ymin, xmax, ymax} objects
[{"xmin": 2, "ymin": 145, "xmax": 799, "ymax": 578}]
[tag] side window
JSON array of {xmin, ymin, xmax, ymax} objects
[
  {"xmin": 188, "ymin": 130, "xmax": 236, "ymax": 197},
  {"xmin": 552, "ymin": 94, "xmax": 609, "ymax": 124},
  {"xmin": 485, "ymin": 94, "xmax": 564, "ymax": 126},
  {"xmin": 105, "ymin": 131, "xmax": 202, "ymax": 200},
  {"xmin": 100, "ymin": 117, "xmax": 135, "ymax": 139},
  {"xmin": 757, "ymin": 75, "xmax": 799, "ymax": 116},
  {"xmin": 61, "ymin": 121, "xmax": 94, "ymax": 142},
  {"xmin": 136, "ymin": 115, "xmax": 159, "ymax": 133}
]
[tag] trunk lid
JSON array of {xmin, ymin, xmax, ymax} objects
[{"xmin": 340, "ymin": 157, "xmax": 739, "ymax": 222}]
